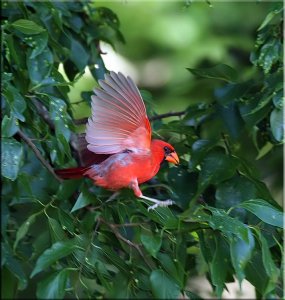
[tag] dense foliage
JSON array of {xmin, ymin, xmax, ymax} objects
[{"xmin": 1, "ymin": 1, "xmax": 283, "ymax": 299}]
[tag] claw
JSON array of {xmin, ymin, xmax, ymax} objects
[{"xmin": 139, "ymin": 196, "xmax": 174, "ymax": 211}]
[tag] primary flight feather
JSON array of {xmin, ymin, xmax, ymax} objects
[{"xmin": 56, "ymin": 72, "xmax": 179, "ymax": 210}]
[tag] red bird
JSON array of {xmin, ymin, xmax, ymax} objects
[{"xmin": 56, "ymin": 72, "xmax": 179, "ymax": 210}]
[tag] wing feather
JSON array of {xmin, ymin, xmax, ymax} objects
[{"xmin": 86, "ymin": 72, "xmax": 151, "ymax": 154}]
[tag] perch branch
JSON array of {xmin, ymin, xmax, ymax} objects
[{"xmin": 17, "ymin": 130, "xmax": 62, "ymax": 182}]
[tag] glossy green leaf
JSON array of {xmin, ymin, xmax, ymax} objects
[
  {"xmin": 189, "ymin": 139, "xmax": 216, "ymax": 170},
  {"xmin": 31, "ymin": 240, "xmax": 78, "ymax": 278},
  {"xmin": 3, "ymin": 84, "xmax": 26, "ymax": 121},
  {"xmin": 239, "ymin": 199, "xmax": 283, "ymax": 228},
  {"xmin": 28, "ymin": 32, "xmax": 49, "ymax": 59},
  {"xmin": 150, "ymin": 269, "xmax": 180, "ymax": 299},
  {"xmin": 272, "ymin": 90, "xmax": 283, "ymax": 109},
  {"xmin": 1, "ymin": 115, "xmax": 19, "ymax": 137},
  {"xmin": 258, "ymin": 4, "xmax": 283, "ymax": 30},
  {"xmin": 218, "ymin": 102, "xmax": 244, "ymax": 139},
  {"xmin": 140, "ymin": 230, "xmax": 162, "ymax": 258},
  {"xmin": 210, "ymin": 234, "xmax": 230, "ymax": 297},
  {"xmin": 36, "ymin": 269, "xmax": 70, "ymax": 299},
  {"xmin": 230, "ymin": 230, "xmax": 255, "ymax": 285},
  {"xmin": 11, "ymin": 19, "xmax": 45, "ymax": 35},
  {"xmin": 199, "ymin": 149, "xmax": 239, "ymax": 188},
  {"xmin": 157, "ymin": 252, "xmax": 183, "ymax": 287},
  {"xmin": 188, "ymin": 64, "xmax": 238, "ymax": 83},
  {"xmin": 255, "ymin": 230, "xmax": 280, "ymax": 287},
  {"xmin": 215, "ymin": 175, "xmax": 258, "ymax": 220},
  {"xmin": 48, "ymin": 217, "xmax": 66, "ymax": 242},
  {"xmin": 27, "ymin": 47, "xmax": 53, "ymax": 84},
  {"xmin": 14, "ymin": 214, "xmax": 37, "ymax": 250},
  {"xmin": 270, "ymin": 108, "xmax": 284, "ymax": 142},
  {"xmin": 1, "ymin": 138, "xmax": 23, "ymax": 181},
  {"xmin": 70, "ymin": 38, "xmax": 89, "ymax": 70},
  {"xmin": 245, "ymin": 249, "xmax": 271, "ymax": 296},
  {"xmin": 71, "ymin": 189, "xmax": 93, "ymax": 213}
]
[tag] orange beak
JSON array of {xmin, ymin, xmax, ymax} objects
[{"xmin": 165, "ymin": 151, "xmax": 179, "ymax": 165}]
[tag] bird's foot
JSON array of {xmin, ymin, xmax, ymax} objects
[
  {"xmin": 147, "ymin": 199, "xmax": 174, "ymax": 211},
  {"xmin": 139, "ymin": 195, "xmax": 174, "ymax": 211}
]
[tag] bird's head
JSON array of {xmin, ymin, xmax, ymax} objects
[{"xmin": 151, "ymin": 140, "xmax": 179, "ymax": 165}]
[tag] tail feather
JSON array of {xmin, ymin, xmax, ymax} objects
[{"xmin": 55, "ymin": 167, "xmax": 89, "ymax": 179}]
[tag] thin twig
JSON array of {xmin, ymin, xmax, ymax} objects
[
  {"xmin": 73, "ymin": 110, "xmax": 186, "ymax": 126},
  {"xmin": 149, "ymin": 110, "xmax": 186, "ymax": 121},
  {"xmin": 17, "ymin": 130, "xmax": 62, "ymax": 182},
  {"xmin": 98, "ymin": 217, "xmax": 152, "ymax": 269}
]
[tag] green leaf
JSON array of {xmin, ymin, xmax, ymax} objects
[
  {"xmin": 140, "ymin": 230, "xmax": 162, "ymax": 258},
  {"xmin": 210, "ymin": 234, "xmax": 230, "ymax": 297},
  {"xmin": 272, "ymin": 90, "xmax": 283, "ymax": 109},
  {"xmin": 71, "ymin": 188, "xmax": 93, "ymax": 213},
  {"xmin": 28, "ymin": 32, "xmax": 49, "ymax": 59},
  {"xmin": 199, "ymin": 149, "xmax": 239, "ymax": 188},
  {"xmin": 270, "ymin": 108, "xmax": 284, "ymax": 142},
  {"xmin": 189, "ymin": 206, "xmax": 251, "ymax": 242},
  {"xmin": 1, "ymin": 115, "xmax": 19, "ymax": 137},
  {"xmin": 215, "ymin": 175, "xmax": 258, "ymax": 220},
  {"xmin": 70, "ymin": 38, "xmax": 89, "ymax": 70},
  {"xmin": 2, "ymin": 242, "xmax": 27, "ymax": 290},
  {"xmin": 230, "ymin": 230, "xmax": 255, "ymax": 285},
  {"xmin": 255, "ymin": 142, "xmax": 274, "ymax": 160},
  {"xmin": 157, "ymin": 253, "xmax": 183, "ymax": 288},
  {"xmin": 255, "ymin": 230, "xmax": 280, "ymax": 286},
  {"xmin": 150, "ymin": 269, "xmax": 180, "ymax": 299},
  {"xmin": 1, "ymin": 138, "xmax": 23, "ymax": 181},
  {"xmin": 3, "ymin": 83, "xmax": 26, "ymax": 121},
  {"xmin": 189, "ymin": 139, "xmax": 217, "ymax": 170},
  {"xmin": 36, "ymin": 269, "xmax": 70, "ymax": 299},
  {"xmin": 217, "ymin": 102, "xmax": 244, "ymax": 139},
  {"xmin": 48, "ymin": 217, "xmax": 66, "ymax": 242},
  {"xmin": 239, "ymin": 199, "xmax": 283, "ymax": 228},
  {"xmin": 245, "ymin": 249, "xmax": 271, "ymax": 296},
  {"xmin": 31, "ymin": 240, "xmax": 78, "ymax": 278},
  {"xmin": 258, "ymin": 5, "xmax": 283, "ymax": 30},
  {"xmin": 27, "ymin": 47, "xmax": 53, "ymax": 84},
  {"xmin": 11, "ymin": 19, "xmax": 46, "ymax": 35},
  {"xmin": 187, "ymin": 64, "xmax": 238, "ymax": 83},
  {"xmin": 14, "ymin": 214, "xmax": 37, "ymax": 250}
]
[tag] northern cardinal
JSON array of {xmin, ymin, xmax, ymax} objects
[{"xmin": 56, "ymin": 72, "xmax": 179, "ymax": 210}]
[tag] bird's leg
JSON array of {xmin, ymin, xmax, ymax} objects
[{"xmin": 129, "ymin": 179, "xmax": 174, "ymax": 211}]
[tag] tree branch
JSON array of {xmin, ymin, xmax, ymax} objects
[
  {"xmin": 98, "ymin": 217, "xmax": 153, "ymax": 269},
  {"xmin": 17, "ymin": 130, "xmax": 63, "ymax": 182},
  {"xmin": 73, "ymin": 110, "xmax": 186, "ymax": 126}
]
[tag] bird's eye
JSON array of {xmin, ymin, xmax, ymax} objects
[{"xmin": 164, "ymin": 146, "xmax": 171, "ymax": 154}]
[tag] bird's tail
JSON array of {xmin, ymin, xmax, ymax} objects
[{"xmin": 55, "ymin": 167, "xmax": 89, "ymax": 179}]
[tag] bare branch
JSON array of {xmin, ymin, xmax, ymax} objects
[
  {"xmin": 149, "ymin": 110, "xmax": 186, "ymax": 121},
  {"xmin": 17, "ymin": 130, "xmax": 63, "ymax": 182}
]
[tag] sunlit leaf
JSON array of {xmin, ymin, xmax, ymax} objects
[{"xmin": 11, "ymin": 19, "xmax": 45, "ymax": 35}]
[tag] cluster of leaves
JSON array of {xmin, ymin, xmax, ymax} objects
[{"xmin": 1, "ymin": 1, "xmax": 283, "ymax": 299}]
